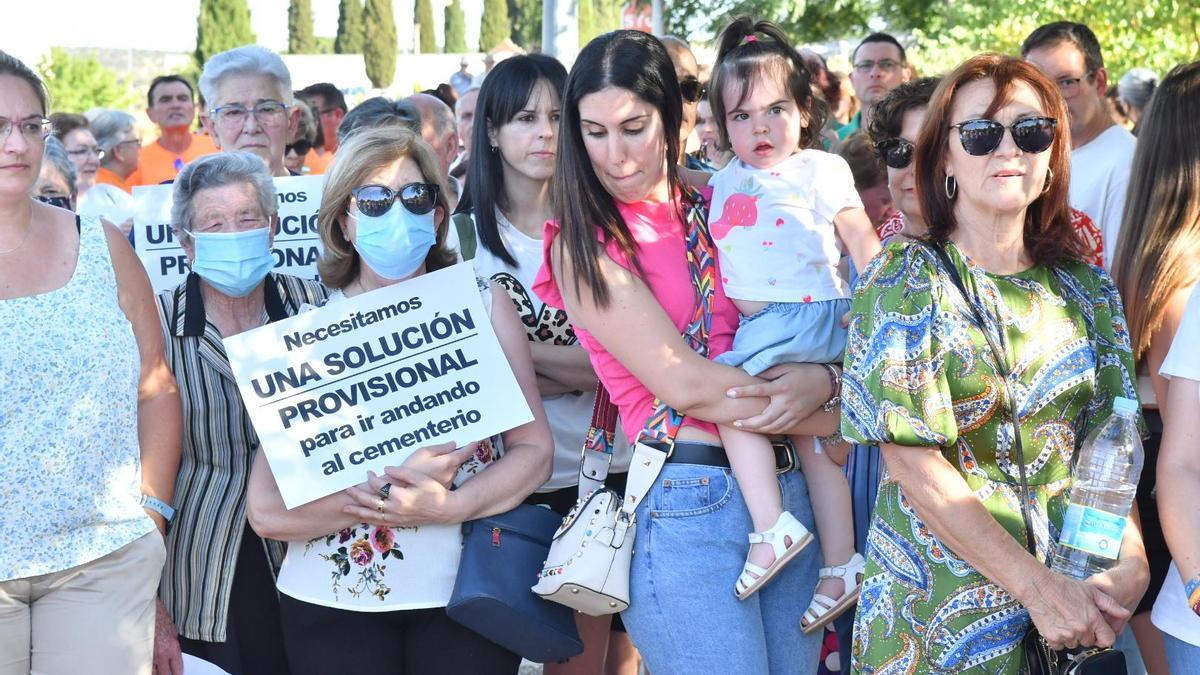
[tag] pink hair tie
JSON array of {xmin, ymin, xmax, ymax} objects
[{"xmin": 746, "ymin": 35, "xmax": 757, "ymax": 43}]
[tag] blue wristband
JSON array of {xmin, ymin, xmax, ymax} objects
[{"xmin": 140, "ymin": 495, "xmax": 176, "ymax": 522}]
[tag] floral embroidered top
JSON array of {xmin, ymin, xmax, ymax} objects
[
  {"xmin": 842, "ymin": 241, "xmax": 1138, "ymax": 673},
  {"xmin": 275, "ymin": 277, "xmax": 498, "ymax": 611},
  {"xmin": 0, "ymin": 215, "xmax": 154, "ymax": 581}
]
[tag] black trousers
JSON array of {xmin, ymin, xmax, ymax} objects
[
  {"xmin": 278, "ymin": 594, "xmax": 522, "ymax": 675},
  {"xmin": 179, "ymin": 525, "xmax": 291, "ymax": 675}
]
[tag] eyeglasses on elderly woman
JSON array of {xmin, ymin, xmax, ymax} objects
[{"xmin": 948, "ymin": 116, "xmax": 1057, "ymax": 156}]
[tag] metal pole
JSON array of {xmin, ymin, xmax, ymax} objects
[
  {"xmin": 651, "ymin": 0, "xmax": 663, "ymax": 35},
  {"xmin": 542, "ymin": 0, "xmax": 580, "ymax": 66}
]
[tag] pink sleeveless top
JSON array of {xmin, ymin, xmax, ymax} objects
[{"xmin": 533, "ymin": 197, "xmax": 739, "ymax": 443}]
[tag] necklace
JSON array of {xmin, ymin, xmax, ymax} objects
[{"xmin": 0, "ymin": 220, "xmax": 32, "ymax": 256}]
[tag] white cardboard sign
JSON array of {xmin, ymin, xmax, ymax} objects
[
  {"xmin": 224, "ymin": 263, "xmax": 534, "ymax": 509},
  {"xmin": 133, "ymin": 175, "xmax": 324, "ymax": 293}
]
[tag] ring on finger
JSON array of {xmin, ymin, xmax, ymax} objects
[
  {"xmin": 378, "ymin": 482, "xmax": 392, "ymax": 499},
  {"xmin": 376, "ymin": 498, "xmax": 386, "ymax": 514}
]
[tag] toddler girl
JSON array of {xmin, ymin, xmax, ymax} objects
[{"xmin": 705, "ymin": 17, "xmax": 881, "ymax": 633}]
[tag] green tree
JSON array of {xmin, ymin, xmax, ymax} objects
[
  {"xmin": 444, "ymin": 0, "xmax": 468, "ymax": 53},
  {"xmin": 363, "ymin": 0, "xmax": 397, "ymax": 88},
  {"xmin": 38, "ymin": 48, "xmax": 134, "ymax": 113},
  {"xmin": 596, "ymin": 0, "xmax": 623, "ymax": 33},
  {"xmin": 288, "ymin": 0, "xmax": 318, "ymax": 53},
  {"xmin": 335, "ymin": 0, "xmax": 365, "ymax": 54},
  {"xmin": 509, "ymin": 0, "xmax": 543, "ymax": 50},
  {"xmin": 194, "ymin": 0, "xmax": 256, "ymax": 74},
  {"xmin": 907, "ymin": 1, "xmax": 1200, "ymax": 79},
  {"xmin": 479, "ymin": 0, "xmax": 511, "ymax": 51},
  {"xmin": 417, "ymin": 0, "xmax": 439, "ymax": 53},
  {"xmin": 578, "ymin": 0, "xmax": 597, "ymax": 44}
]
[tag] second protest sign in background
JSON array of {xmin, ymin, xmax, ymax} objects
[
  {"xmin": 133, "ymin": 175, "xmax": 323, "ymax": 293},
  {"xmin": 224, "ymin": 263, "xmax": 534, "ymax": 509}
]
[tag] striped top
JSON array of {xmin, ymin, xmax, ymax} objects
[
  {"xmin": 156, "ymin": 272, "xmax": 327, "ymax": 641},
  {"xmin": 0, "ymin": 215, "xmax": 153, "ymax": 581}
]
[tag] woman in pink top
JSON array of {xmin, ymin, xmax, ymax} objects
[{"xmin": 533, "ymin": 31, "xmax": 840, "ymax": 674}]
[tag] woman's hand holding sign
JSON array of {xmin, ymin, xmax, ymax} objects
[
  {"xmin": 345, "ymin": 466, "xmax": 467, "ymax": 527},
  {"xmin": 394, "ymin": 441, "xmax": 476, "ymax": 488}
]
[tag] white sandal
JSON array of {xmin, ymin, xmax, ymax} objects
[
  {"xmin": 734, "ymin": 511, "xmax": 813, "ymax": 600},
  {"xmin": 800, "ymin": 553, "xmax": 866, "ymax": 634}
]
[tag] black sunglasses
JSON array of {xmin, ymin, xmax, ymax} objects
[
  {"xmin": 286, "ymin": 139, "xmax": 312, "ymax": 156},
  {"xmin": 352, "ymin": 183, "xmax": 440, "ymax": 217},
  {"xmin": 876, "ymin": 138, "xmax": 914, "ymax": 169},
  {"xmin": 949, "ymin": 116, "xmax": 1057, "ymax": 156},
  {"xmin": 679, "ymin": 77, "xmax": 703, "ymax": 104}
]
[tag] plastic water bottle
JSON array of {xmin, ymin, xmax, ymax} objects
[{"xmin": 1049, "ymin": 396, "xmax": 1144, "ymax": 579}]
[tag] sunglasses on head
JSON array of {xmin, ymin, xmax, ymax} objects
[
  {"xmin": 949, "ymin": 116, "xmax": 1057, "ymax": 156},
  {"xmin": 679, "ymin": 77, "xmax": 704, "ymax": 104},
  {"xmin": 876, "ymin": 138, "xmax": 914, "ymax": 169},
  {"xmin": 352, "ymin": 183, "xmax": 440, "ymax": 217},
  {"xmin": 286, "ymin": 139, "xmax": 312, "ymax": 156}
]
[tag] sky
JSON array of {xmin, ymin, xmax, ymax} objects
[
  {"xmin": 4, "ymin": 1, "xmax": 335, "ymax": 55},
  {"xmin": 0, "ymin": 0, "xmax": 479, "ymax": 65}
]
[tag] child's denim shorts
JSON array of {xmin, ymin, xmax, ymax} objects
[{"xmin": 715, "ymin": 297, "xmax": 850, "ymax": 376}]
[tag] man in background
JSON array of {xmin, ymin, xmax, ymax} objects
[
  {"xmin": 131, "ymin": 75, "xmax": 218, "ymax": 186},
  {"xmin": 1023, "ymin": 21, "xmax": 1135, "ymax": 268},
  {"xmin": 298, "ymin": 82, "xmax": 347, "ymax": 175},
  {"xmin": 839, "ymin": 33, "xmax": 911, "ymax": 140}
]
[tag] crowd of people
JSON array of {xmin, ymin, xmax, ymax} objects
[{"xmin": 1, "ymin": 13, "xmax": 1199, "ymax": 675}]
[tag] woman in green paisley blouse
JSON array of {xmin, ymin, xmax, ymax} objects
[{"xmin": 842, "ymin": 53, "xmax": 1149, "ymax": 673}]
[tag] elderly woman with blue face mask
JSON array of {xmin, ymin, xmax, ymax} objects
[
  {"xmin": 246, "ymin": 124, "xmax": 553, "ymax": 675},
  {"xmin": 151, "ymin": 151, "xmax": 327, "ymax": 675}
]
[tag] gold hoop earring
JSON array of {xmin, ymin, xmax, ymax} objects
[
  {"xmin": 944, "ymin": 175, "xmax": 958, "ymax": 200},
  {"xmin": 1042, "ymin": 168, "xmax": 1054, "ymax": 195}
]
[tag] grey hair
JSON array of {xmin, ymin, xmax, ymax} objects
[
  {"xmin": 1118, "ymin": 68, "xmax": 1158, "ymax": 111},
  {"xmin": 406, "ymin": 93, "xmax": 456, "ymax": 140},
  {"xmin": 41, "ymin": 135, "xmax": 77, "ymax": 194},
  {"xmin": 199, "ymin": 45, "xmax": 294, "ymax": 109},
  {"xmin": 171, "ymin": 151, "xmax": 278, "ymax": 245},
  {"xmin": 337, "ymin": 97, "xmax": 422, "ymax": 145},
  {"xmin": 90, "ymin": 109, "xmax": 137, "ymax": 154}
]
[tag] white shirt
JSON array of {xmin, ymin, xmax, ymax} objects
[
  {"xmin": 1069, "ymin": 124, "xmax": 1136, "ymax": 269},
  {"xmin": 708, "ymin": 150, "xmax": 862, "ymax": 304},
  {"xmin": 467, "ymin": 210, "xmax": 631, "ymax": 490},
  {"xmin": 276, "ymin": 281, "xmax": 498, "ymax": 611},
  {"xmin": 1151, "ymin": 285, "xmax": 1200, "ymax": 644}
]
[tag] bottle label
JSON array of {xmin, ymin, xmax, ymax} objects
[{"xmin": 1059, "ymin": 503, "xmax": 1126, "ymax": 559}]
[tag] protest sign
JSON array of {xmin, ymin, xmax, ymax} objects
[
  {"xmin": 224, "ymin": 263, "xmax": 534, "ymax": 509},
  {"xmin": 133, "ymin": 175, "xmax": 324, "ymax": 293}
]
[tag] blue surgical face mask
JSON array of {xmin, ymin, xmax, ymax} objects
[
  {"xmin": 190, "ymin": 227, "xmax": 275, "ymax": 297},
  {"xmin": 350, "ymin": 205, "xmax": 436, "ymax": 280}
]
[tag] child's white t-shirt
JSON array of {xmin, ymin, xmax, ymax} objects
[{"xmin": 708, "ymin": 149, "xmax": 862, "ymax": 304}]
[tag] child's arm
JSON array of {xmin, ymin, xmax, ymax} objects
[{"xmin": 833, "ymin": 206, "xmax": 883, "ymax": 272}]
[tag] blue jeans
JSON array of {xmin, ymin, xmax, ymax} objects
[
  {"xmin": 1163, "ymin": 631, "xmax": 1200, "ymax": 674},
  {"xmin": 834, "ymin": 444, "xmax": 883, "ymax": 667},
  {"xmin": 621, "ymin": 463, "xmax": 823, "ymax": 674}
]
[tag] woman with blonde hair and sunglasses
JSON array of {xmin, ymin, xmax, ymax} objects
[
  {"xmin": 843, "ymin": 53, "xmax": 1146, "ymax": 672},
  {"xmin": 246, "ymin": 124, "xmax": 553, "ymax": 675}
]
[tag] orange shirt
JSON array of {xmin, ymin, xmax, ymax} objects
[
  {"xmin": 130, "ymin": 133, "xmax": 219, "ymax": 186},
  {"xmin": 94, "ymin": 166, "xmax": 133, "ymax": 193},
  {"xmin": 303, "ymin": 148, "xmax": 335, "ymax": 175}
]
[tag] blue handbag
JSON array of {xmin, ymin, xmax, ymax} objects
[{"xmin": 446, "ymin": 503, "xmax": 584, "ymax": 663}]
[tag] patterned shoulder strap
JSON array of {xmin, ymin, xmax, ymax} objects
[
  {"xmin": 640, "ymin": 189, "xmax": 717, "ymax": 445},
  {"xmin": 576, "ymin": 189, "xmax": 718, "ymax": 489}
]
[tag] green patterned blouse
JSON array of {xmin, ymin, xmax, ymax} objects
[{"xmin": 841, "ymin": 241, "xmax": 1139, "ymax": 674}]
